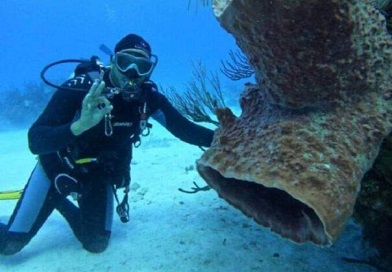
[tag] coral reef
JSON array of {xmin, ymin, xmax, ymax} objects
[
  {"xmin": 162, "ymin": 61, "xmax": 225, "ymax": 126},
  {"xmin": 220, "ymin": 49, "xmax": 255, "ymax": 81},
  {"xmin": 197, "ymin": 0, "xmax": 392, "ymax": 246},
  {"xmin": 357, "ymin": 135, "xmax": 392, "ymax": 216},
  {"xmin": 0, "ymin": 82, "xmax": 53, "ymax": 130}
]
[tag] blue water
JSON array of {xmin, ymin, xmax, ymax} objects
[{"xmin": 0, "ymin": 0, "xmax": 241, "ymax": 92}]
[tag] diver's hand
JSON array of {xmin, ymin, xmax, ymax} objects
[{"xmin": 71, "ymin": 80, "xmax": 113, "ymax": 136}]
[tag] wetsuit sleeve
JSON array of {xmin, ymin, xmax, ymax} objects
[
  {"xmin": 28, "ymin": 84, "xmax": 85, "ymax": 155},
  {"xmin": 151, "ymin": 92, "xmax": 214, "ymax": 147}
]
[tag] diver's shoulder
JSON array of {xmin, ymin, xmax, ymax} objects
[{"xmin": 143, "ymin": 79, "xmax": 165, "ymax": 101}]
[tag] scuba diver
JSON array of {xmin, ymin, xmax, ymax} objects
[{"xmin": 0, "ymin": 34, "xmax": 214, "ymax": 254}]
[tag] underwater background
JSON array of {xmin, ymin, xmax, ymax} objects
[
  {"xmin": 1, "ymin": 0, "xmax": 237, "ymax": 87},
  {"xmin": 0, "ymin": 0, "xmax": 245, "ymax": 129},
  {"xmin": 0, "ymin": 1, "xmax": 389, "ymax": 271}
]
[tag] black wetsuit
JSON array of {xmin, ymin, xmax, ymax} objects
[{"xmin": 0, "ymin": 70, "xmax": 213, "ymax": 254}]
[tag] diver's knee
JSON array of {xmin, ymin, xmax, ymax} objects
[
  {"xmin": 82, "ymin": 233, "xmax": 110, "ymax": 253},
  {"xmin": 0, "ymin": 224, "xmax": 29, "ymax": 256},
  {"xmin": 0, "ymin": 240, "xmax": 26, "ymax": 256},
  {"xmin": 83, "ymin": 239, "xmax": 109, "ymax": 253}
]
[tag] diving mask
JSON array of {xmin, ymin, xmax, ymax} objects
[{"xmin": 114, "ymin": 50, "xmax": 157, "ymax": 78}]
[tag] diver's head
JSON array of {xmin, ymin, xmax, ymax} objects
[{"xmin": 109, "ymin": 34, "xmax": 157, "ymax": 97}]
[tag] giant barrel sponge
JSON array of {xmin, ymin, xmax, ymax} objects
[{"xmin": 197, "ymin": 0, "xmax": 392, "ymax": 245}]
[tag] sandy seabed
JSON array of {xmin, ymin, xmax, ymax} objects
[{"xmin": 0, "ymin": 123, "xmax": 377, "ymax": 272}]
